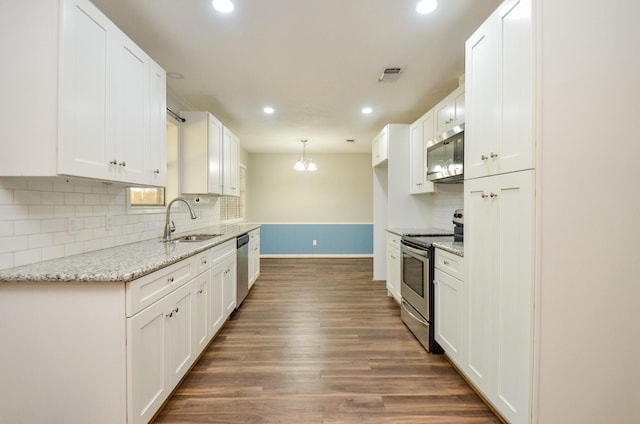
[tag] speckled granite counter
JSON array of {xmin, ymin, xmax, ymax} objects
[
  {"xmin": 433, "ymin": 240, "xmax": 464, "ymax": 257},
  {"xmin": 0, "ymin": 223, "xmax": 260, "ymax": 283},
  {"xmin": 386, "ymin": 227, "xmax": 453, "ymax": 237}
]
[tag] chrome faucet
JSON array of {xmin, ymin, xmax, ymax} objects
[{"xmin": 164, "ymin": 197, "xmax": 198, "ymax": 241}]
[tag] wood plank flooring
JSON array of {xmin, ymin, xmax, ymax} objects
[{"xmin": 153, "ymin": 258, "xmax": 500, "ymax": 424}]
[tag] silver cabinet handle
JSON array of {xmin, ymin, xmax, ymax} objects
[
  {"xmin": 119, "ymin": 161, "xmax": 126, "ymax": 167},
  {"xmin": 109, "ymin": 160, "xmax": 117, "ymax": 165},
  {"xmin": 153, "ymin": 169, "xmax": 160, "ymax": 174},
  {"xmin": 481, "ymin": 192, "xmax": 489, "ymax": 198},
  {"xmin": 490, "ymin": 192, "xmax": 498, "ymax": 198},
  {"xmin": 481, "ymin": 154, "xmax": 488, "ymax": 160},
  {"xmin": 490, "ymin": 152, "xmax": 498, "ymax": 158},
  {"xmin": 202, "ymin": 259, "xmax": 207, "ymax": 265},
  {"xmin": 443, "ymin": 260, "xmax": 450, "ymax": 265},
  {"xmin": 166, "ymin": 312, "xmax": 173, "ymax": 318},
  {"xmin": 167, "ymin": 277, "xmax": 174, "ymax": 283},
  {"xmin": 197, "ymin": 289, "xmax": 203, "ymax": 294}
]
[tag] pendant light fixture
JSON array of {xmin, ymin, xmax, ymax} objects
[{"xmin": 294, "ymin": 140, "xmax": 317, "ymax": 171}]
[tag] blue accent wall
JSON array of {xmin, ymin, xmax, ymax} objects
[{"xmin": 260, "ymin": 224, "xmax": 373, "ymax": 255}]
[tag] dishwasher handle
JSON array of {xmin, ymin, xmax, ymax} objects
[{"xmin": 237, "ymin": 233, "xmax": 249, "ymax": 248}]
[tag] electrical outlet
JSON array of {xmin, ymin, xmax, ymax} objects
[{"xmin": 313, "ymin": 239, "xmax": 317, "ymax": 246}]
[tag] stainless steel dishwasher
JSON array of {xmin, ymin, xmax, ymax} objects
[{"xmin": 236, "ymin": 233, "xmax": 250, "ymax": 307}]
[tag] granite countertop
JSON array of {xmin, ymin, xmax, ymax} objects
[
  {"xmin": 386, "ymin": 227, "xmax": 453, "ymax": 237},
  {"xmin": 432, "ymin": 240, "xmax": 464, "ymax": 257},
  {"xmin": 0, "ymin": 223, "xmax": 260, "ymax": 284}
]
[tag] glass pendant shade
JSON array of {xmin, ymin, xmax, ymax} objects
[{"xmin": 294, "ymin": 140, "xmax": 317, "ymax": 171}]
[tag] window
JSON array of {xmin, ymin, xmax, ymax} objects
[{"xmin": 219, "ymin": 165, "xmax": 246, "ymax": 221}]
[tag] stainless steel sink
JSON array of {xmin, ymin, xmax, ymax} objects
[{"xmin": 166, "ymin": 234, "xmax": 222, "ymax": 242}]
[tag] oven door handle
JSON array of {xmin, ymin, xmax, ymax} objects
[
  {"xmin": 401, "ymin": 300, "xmax": 428, "ymax": 325},
  {"xmin": 401, "ymin": 243, "xmax": 429, "ymax": 258}
]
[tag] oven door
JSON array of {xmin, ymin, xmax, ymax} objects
[{"xmin": 400, "ymin": 242, "xmax": 430, "ymax": 321}]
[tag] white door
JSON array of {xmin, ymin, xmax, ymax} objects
[
  {"xmin": 434, "ymin": 269, "xmax": 463, "ymax": 366},
  {"xmin": 165, "ymin": 282, "xmax": 196, "ymax": 386},
  {"xmin": 209, "ymin": 260, "xmax": 225, "ymax": 335},
  {"xmin": 222, "ymin": 254, "xmax": 237, "ymax": 318}
]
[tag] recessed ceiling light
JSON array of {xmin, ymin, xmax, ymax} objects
[
  {"xmin": 212, "ymin": 0, "xmax": 234, "ymax": 13},
  {"xmin": 362, "ymin": 107, "xmax": 373, "ymax": 115},
  {"xmin": 416, "ymin": 0, "xmax": 437, "ymax": 14},
  {"xmin": 263, "ymin": 106, "xmax": 275, "ymax": 114}
]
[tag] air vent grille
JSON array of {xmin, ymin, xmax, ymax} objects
[{"xmin": 379, "ymin": 67, "xmax": 403, "ymax": 82}]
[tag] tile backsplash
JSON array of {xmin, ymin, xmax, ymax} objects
[
  {"xmin": 432, "ymin": 184, "xmax": 464, "ymax": 231},
  {"xmin": 0, "ymin": 177, "xmax": 221, "ymax": 271}
]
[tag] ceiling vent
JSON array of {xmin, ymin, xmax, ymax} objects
[{"xmin": 378, "ymin": 67, "xmax": 403, "ymax": 82}]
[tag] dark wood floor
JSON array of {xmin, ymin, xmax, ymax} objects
[{"xmin": 153, "ymin": 258, "xmax": 500, "ymax": 423}]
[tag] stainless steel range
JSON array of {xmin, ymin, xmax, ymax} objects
[{"xmin": 400, "ymin": 214, "xmax": 463, "ymax": 352}]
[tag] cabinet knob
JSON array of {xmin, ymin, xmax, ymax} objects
[
  {"xmin": 197, "ymin": 289, "xmax": 203, "ymax": 294},
  {"xmin": 490, "ymin": 192, "xmax": 498, "ymax": 198},
  {"xmin": 202, "ymin": 259, "xmax": 207, "ymax": 265},
  {"xmin": 481, "ymin": 154, "xmax": 489, "ymax": 161},
  {"xmin": 153, "ymin": 169, "xmax": 160, "ymax": 174},
  {"xmin": 490, "ymin": 152, "xmax": 498, "ymax": 158},
  {"xmin": 167, "ymin": 277, "xmax": 174, "ymax": 283},
  {"xmin": 173, "ymin": 307, "xmax": 179, "ymax": 314},
  {"xmin": 119, "ymin": 161, "xmax": 126, "ymax": 167},
  {"xmin": 166, "ymin": 312, "xmax": 173, "ymax": 318},
  {"xmin": 109, "ymin": 160, "xmax": 118, "ymax": 165},
  {"xmin": 443, "ymin": 260, "xmax": 450, "ymax": 265}
]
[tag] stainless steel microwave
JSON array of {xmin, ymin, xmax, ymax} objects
[{"xmin": 426, "ymin": 124, "xmax": 464, "ymax": 183}]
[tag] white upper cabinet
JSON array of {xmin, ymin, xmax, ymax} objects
[
  {"xmin": 180, "ymin": 111, "xmax": 240, "ymax": 197},
  {"xmin": 180, "ymin": 111, "xmax": 224, "ymax": 195},
  {"xmin": 465, "ymin": 0, "xmax": 534, "ymax": 180},
  {"xmin": 409, "ymin": 110, "xmax": 435, "ymax": 194},
  {"xmin": 1, "ymin": 0, "xmax": 166, "ymax": 185},
  {"xmin": 371, "ymin": 126, "xmax": 389, "ymax": 167},
  {"xmin": 434, "ymin": 84, "xmax": 465, "ymax": 137},
  {"xmin": 223, "ymin": 127, "xmax": 240, "ymax": 197}
]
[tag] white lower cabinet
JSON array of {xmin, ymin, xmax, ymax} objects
[
  {"xmin": 127, "ymin": 280, "xmax": 195, "ymax": 424},
  {"xmin": 434, "ymin": 249, "xmax": 464, "ymax": 368},
  {"xmin": 128, "ymin": 239, "xmax": 237, "ymax": 424},
  {"xmin": 248, "ymin": 228, "xmax": 261, "ymax": 288},
  {"xmin": 385, "ymin": 233, "xmax": 401, "ymax": 302},
  {"xmin": 464, "ymin": 170, "xmax": 534, "ymax": 424}
]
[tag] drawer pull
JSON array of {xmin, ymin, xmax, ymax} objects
[
  {"xmin": 202, "ymin": 259, "xmax": 207, "ymax": 265},
  {"xmin": 173, "ymin": 307, "xmax": 179, "ymax": 314},
  {"xmin": 197, "ymin": 289, "xmax": 203, "ymax": 294},
  {"xmin": 443, "ymin": 260, "xmax": 450, "ymax": 265},
  {"xmin": 167, "ymin": 277, "xmax": 174, "ymax": 283},
  {"xmin": 166, "ymin": 312, "xmax": 173, "ymax": 318}
]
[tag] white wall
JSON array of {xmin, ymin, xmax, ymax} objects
[
  {"xmin": 247, "ymin": 152, "xmax": 372, "ymax": 223},
  {"xmin": 536, "ymin": 1, "xmax": 640, "ymax": 422}
]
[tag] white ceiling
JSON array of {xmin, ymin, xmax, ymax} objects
[{"xmin": 91, "ymin": 0, "xmax": 501, "ymax": 153}]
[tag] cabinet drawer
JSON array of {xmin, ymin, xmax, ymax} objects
[
  {"xmin": 194, "ymin": 249, "xmax": 212, "ymax": 276},
  {"xmin": 386, "ymin": 233, "xmax": 401, "ymax": 247},
  {"xmin": 126, "ymin": 257, "xmax": 195, "ymax": 317},
  {"xmin": 434, "ymin": 248, "xmax": 464, "ymax": 280}
]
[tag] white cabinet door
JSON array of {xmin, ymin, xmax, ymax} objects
[
  {"xmin": 165, "ymin": 282, "xmax": 196, "ymax": 387},
  {"xmin": 434, "ymin": 84, "xmax": 465, "ymax": 137},
  {"xmin": 434, "ymin": 268, "xmax": 463, "ymax": 367},
  {"xmin": 209, "ymin": 259, "xmax": 225, "ymax": 336},
  {"xmin": 193, "ymin": 270, "xmax": 211, "ymax": 352},
  {"xmin": 249, "ymin": 229, "xmax": 260, "ymax": 288},
  {"xmin": 127, "ymin": 291, "xmax": 170, "ymax": 424},
  {"xmin": 464, "ymin": 170, "xmax": 534, "ymax": 424},
  {"xmin": 222, "ymin": 253, "xmax": 237, "ymax": 318},
  {"xmin": 180, "ymin": 111, "xmax": 223, "ymax": 194},
  {"xmin": 409, "ymin": 111, "xmax": 435, "ymax": 194},
  {"xmin": 149, "ymin": 60, "xmax": 167, "ymax": 187},
  {"xmin": 59, "ymin": 0, "xmax": 114, "ymax": 181},
  {"xmin": 465, "ymin": 0, "xmax": 533, "ymax": 180},
  {"xmin": 372, "ymin": 126, "xmax": 388, "ymax": 167},
  {"xmin": 112, "ymin": 31, "xmax": 149, "ymax": 185},
  {"xmin": 223, "ymin": 127, "xmax": 240, "ymax": 197},
  {"xmin": 385, "ymin": 241, "xmax": 401, "ymax": 302}
]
